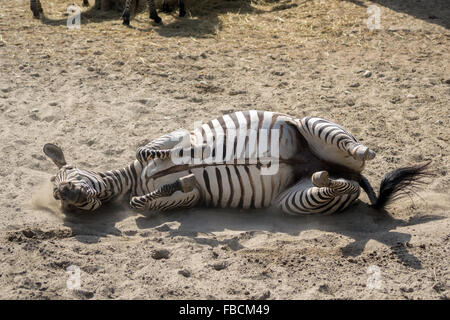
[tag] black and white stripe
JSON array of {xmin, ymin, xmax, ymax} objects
[
  {"xmin": 52, "ymin": 161, "xmax": 143, "ymax": 211},
  {"xmin": 137, "ymin": 110, "xmax": 304, "ymax": 210},
  {"xmin": 297, "ymin": 116, "xmax": 376, "ymax": 171},
  {"xmin": 276, "ymin": 173, "xmax": 361, "ymax": 215},
  {"xmin": 47, "ymin": 110, "xmax": 429, "ymax": 215}
]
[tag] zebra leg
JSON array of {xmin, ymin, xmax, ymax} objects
[
  {"xmin": 136, "ymin": 129, "xmax": 191, "ymax": 163},
  {"xmin": 276, "ymin": 171, "xmax": 360, "ymax": 215},
  {"xmin": 122, "ymin": 0, "xmax": 133, "ymax": 25},
  {"xmin": 130, "ymin": 174, "xmax": 199, "ymax": 210},
  {"xmin": 298, "ymin": 117, "xmax": 376, "ymax": 169},
  {"xmin": 148, "ymin": 0, "xmax": 162, "ymax": 23},
  {"xmin": 30, "ymin": 0, "xmax": 43, "ymax": 18},
  {"xmin": 82, "ymin": 0, "xmax": 90, "ymax": 7},
  {"xmin": 161, "ymin": 0, "xmax": 171, "ymax": 13},
  {"xmin": 179, "ymin": 0, "xmax": 186, "ymax": 17}
]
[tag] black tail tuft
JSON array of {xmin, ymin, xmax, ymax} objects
[{"xmin": 360, "ymin": 161, "xmax": 433, "ymax": 211}]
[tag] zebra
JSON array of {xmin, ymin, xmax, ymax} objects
[
  {"xmin": 30, "ymin": 0, "xmax": 90, "ymax": 19},
  {"xmin": 43, "ymin": 110, "xmax": 431, "ymax": 215},
  {"xmin": 122, "ymin": 0, "xmax": 186, "ymax": 26}
]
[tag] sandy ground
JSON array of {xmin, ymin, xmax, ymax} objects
[{"xmin": 0, "ymin": 0, "xmax": 449, "ymax": 299}]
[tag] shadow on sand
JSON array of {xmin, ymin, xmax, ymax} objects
[
  {"xmin": 37, "ymin": 0, "xmax": 266, "ymax": 38},
  {"xmin": 36, "ymin": 0, "xmax": 449, "ymax": 34},
  {"xmin": 345, "ymin": 0, "xmax": 449, "ymax": 29},
  {"xmin": 61, "ymin": 199, "xmax": 445, "ymax": 270}
]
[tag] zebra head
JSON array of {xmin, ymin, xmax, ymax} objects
[{"xmin": 43, "ymin": 143, "xmax": 103, "ymax": 211}]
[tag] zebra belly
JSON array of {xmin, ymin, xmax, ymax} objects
[{"xmin": 141, "ymin": 163, "xmax": 297, "ymax": 209}]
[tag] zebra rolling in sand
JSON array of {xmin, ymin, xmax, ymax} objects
[{"xmin": 43, "ymin": 110, "xmax": 430, "ymax": 214}]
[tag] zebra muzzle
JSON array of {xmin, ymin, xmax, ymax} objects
[{"xmin": 57, "ymin": 182, "xmax": 87, "ymax": 203}]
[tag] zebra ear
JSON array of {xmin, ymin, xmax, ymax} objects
[{"xmin": 43, "ymin": 143, "xmax": 67, "ymax": 168}]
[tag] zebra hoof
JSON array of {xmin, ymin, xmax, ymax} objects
[
  {"xmin": 354, "ymin": 146, "xmax": 376, "ymax": 162},
  {"xmin": 32, "ymin": 11, "xmax": 41, "ymax": 19},
  {"xmin": 312, "ymin": 171, "xmax": 329, "ymax": 188},
  {"xmin": 179, "ymin": 174, "xmax": 196, "ymax": 193},
  {"xmin": 151, "ymin": 15, "xmax": 162, "ymax": 24},
  {"xmin": 122, "ymin": 11, "xmax": 130, "ymax": 26}
]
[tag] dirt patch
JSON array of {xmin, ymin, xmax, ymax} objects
[{"xmin": 0, "ymin": 0, "xmax": 449, "ymax": 299}]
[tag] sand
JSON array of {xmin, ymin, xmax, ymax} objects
[{"xmin": 0, "ymin": 0, "xmax": 449, "ymax": 299}]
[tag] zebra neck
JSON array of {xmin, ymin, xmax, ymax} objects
[{"xmin": 97, "ymin": 160, "xmax": 143, "ymax": 201}]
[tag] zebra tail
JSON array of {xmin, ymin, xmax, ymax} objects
[
  {"xmin": 134, "ymin": 0, "xmax": 140, "ymax": 16},
  {"xmin": 359, "ymin": 161, "xmax": 433, "ymax": 210}
]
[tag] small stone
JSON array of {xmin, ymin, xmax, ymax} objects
[
  {"xmin": 318, "ymin": 284, "xmax": 331, "ymax": 294},
  {"xmin": 433, "ymin": 282, "xmax": 446, "ymax": 293},
  {"xmin": 257, "ymin": 290, "xmax": 271, "ymax": 300},
  {"xmin": 72, "ymin": 289, "xmax": 94, "ymax": 299},
  {"xmin": 99, "ymin": 286, "xmax": 115, "ymax": 297},
  {"xmin": 349, "ymin": 82, "xmax": 360, "ymax": 88},
  {"xmin": 407, "ymin": 94, "xmax": 417, "ymax": 99},
  {"xmin": 272, "ymin": 70, "xmax": 285, "ymax": 76},
  {"xmin": 212, "ymin": 261, "xmax": 228, "ymax": 271},
  {"xmin": 345, "ymin": 98, "xmax": 355, "ymax": 106},
  {"xmin": 363, "ymin": 70, "xmax": 372, "ymax": 78},
  {"xmin": 391, "ymin": 96, "xmax": 401, "ymax": 104},
  {"xmin": 87, "ymin": 66, "xmax": 95, "ymax": 72},
  {"xmin": 178, "ymin": 269, "xmax": 191, "ymax": 278},
  {"xmin": 93, "ymin": 51, "xmax": 102, "ymax": 55},
  {"xmin": 229, "ymin": 90, "xmax": 247, "ymax": 96},
  {"xmin": 190, "ymin": 97, "xmax": 203, "ymax": 103},
  {"xmin": 151, "ymin": 249, "xmax": 170, "ymax": 260}
]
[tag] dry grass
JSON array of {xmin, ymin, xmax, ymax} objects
[{"xmin": 4, "ymin": 0, "xmax": 447, "ymax": 51}]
